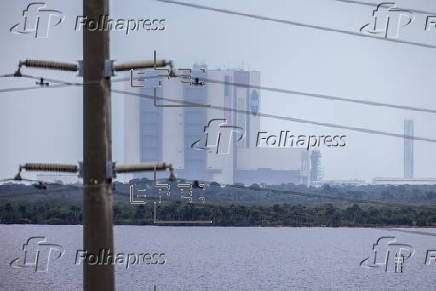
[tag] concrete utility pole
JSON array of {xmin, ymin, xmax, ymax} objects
[
  {"xmin": 14, "ymin": 1, "xmax": 172, "ymax": 289},
  {"xmin": 82, "ymin": 0, "xmax": 114, "ymax": 289}
]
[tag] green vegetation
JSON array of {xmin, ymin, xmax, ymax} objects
[
  {"xmin": 1, "ymin": 199, "xmax": 436, "ymax": 227},
  {"xmin": 1, "ymin": 182, "xmax": 436, "ymax": 226}
]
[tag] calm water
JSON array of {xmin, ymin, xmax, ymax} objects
[{"xmin": 0, "ymin": 225, "xmax": 435, "ymax": 290}]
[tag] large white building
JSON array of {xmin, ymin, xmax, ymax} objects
[{"xmin": 114, "ymin": 66, "xmax": 311, "ymax": 185}]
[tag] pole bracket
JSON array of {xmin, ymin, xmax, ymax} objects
[
  {"xmin": 104, "ymin": 60, "xmax": 115, "ymax": 77},
  {"xmin": 76, "ymin": 60, "xmax": 115, "ymax": 77},
  {"xmin": 78, "ymin": 161, "xmax": 116, "ymax": 179}
]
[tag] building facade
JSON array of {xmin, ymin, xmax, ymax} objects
[{"xmin": 118, "ymin": 66, "xmax": 311, "ymax": 185}]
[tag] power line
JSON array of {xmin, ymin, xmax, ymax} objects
[
  {"xmin": 0, "ymin": 175, "xmax": 136, "ymax": 199},
  {"xmin": 262, "ymin": 186, "xmax": 436, "ymax": 210},
  {"xmin": 20, "ymin": 74, "xmax": 97, "ymax": 86},
  {"xmin": 2, "ymin": 178, "xmax": 435, "ymax": 211},
  {"xmin": 17, "ymin": 174, "xmax": 431, "ymax": 212},
  {"xmin": 0, "ymin": 74, "xmax": 158, "ymax": 93},
  {"xmin": 6, "ymin": 73, "xmax": 436, "ymax": 115},
  {"xmin": 152, "ymin": 0, "xmax": 436, "ymax": 50},
  {"xmin": 0, "ymin": 178, "xmax": 83, "ymax": 198},
  {"xmin": 0, "ymin": 74, "xmax": 14, "ymax": 78},
  {"xmin": 5, "ymin": 73, "xmax": 436, "ymax": 143},
  {"xmin": 0, "ymin": 186, "xmax": 129, "ymax": 200},
  {"xmin": 0, "ymin": 84, "xmax": 70, "ymax": 93},
  {"xmin": 201, "ymin": 77, "xmax": 436, "ymax": 114},
  {"xmin": 111, "ymin": 88, "xmax": 436, "ymax": 144},
  {"xmin": 179, "ymin": 177, "xmax": 436, "ymax": 211},
  {"xmin": 0, "ymin": 187, "xmax": 80, "ymax": 199},
  {"xmin": 18, "ymin": 178, "xmax": 83, "ymax": 189},
  {"xmin": 20, "ymin": 73, "xmax": 158, "ymax": 85},
  {"xmin": 2, "ymin": 179, "xmax": 436, "ymax": 237},
  {"xmin": 0, "ymin": 73, "xmax": 79, "ymax": 92},
  {"xmin": 2, "ymin": 175, "xmax": 435, "ymax": 211},
  {"xmin": 114, "ymin": 175, "xmax": 436, "ymax": 211}
]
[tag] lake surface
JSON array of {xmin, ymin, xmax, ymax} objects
[{"xmin": 1, "ymin": 225, "xmax": 436, "ymax": 290}]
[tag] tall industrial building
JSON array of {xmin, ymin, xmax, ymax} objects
[
  {"xmin": 310, "ymin": 150, "xmax": 322, "ymax": 182},
  {"xmin": 117, "ymin": 66, "xmax": 311, "ymax": 185},
  {"xmin": 373, "ymin": 119, "xmax": 436, "ymax": 185},
  {"xmin": 404, "ymin": 119, "xmax": 414, "ymax": 178}
]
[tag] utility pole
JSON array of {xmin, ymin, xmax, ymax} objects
[
  {"xmin": 13, "ymin": 1, "xmax": 171, "ymax": 289},
  {"xmin": 82, "ymin": 0, "xmax": 114, "ymax": 289}
]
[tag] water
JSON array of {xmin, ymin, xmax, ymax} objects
[{"xmin": 0, "ymin": 225, "xmax": 435, "ymax": 290}]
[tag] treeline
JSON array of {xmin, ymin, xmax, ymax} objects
[
  {"xmin": 2, "ymin": 181, "xmax": 436, "ymax": 205},
  {"xmin": 1, "ymin": 199, "xmax": 436, "ymax": 227}
]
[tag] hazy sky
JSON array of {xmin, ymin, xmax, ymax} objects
[{"xmin": 1, "ymin": 0, "xmax": 436, "ymax": 182}]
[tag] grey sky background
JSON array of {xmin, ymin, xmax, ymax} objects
[{"xmin": 1, "ymin": 0, "xmax": 436, "ymax": 182}]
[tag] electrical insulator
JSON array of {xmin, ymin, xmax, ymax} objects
[
  {"xmin": 113, "ymin": 60, "xmax": 169, "ymax": 71},
  {"xmin": 19, "ymin": 60, "xmax": 78, "ymax": 72},
  {"xmin": 21, "ymin": 163, "xmax": 78, "ymax": 173},
  {"xmin": 115, "ymin": 162, "xmax": 170, "ymax": 173}
]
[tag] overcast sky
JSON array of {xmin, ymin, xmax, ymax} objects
[{"xmin": 1, "ymin": 0, "xmax": 436, "ymax": 182}]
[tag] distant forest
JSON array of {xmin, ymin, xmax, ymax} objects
[{"xmin": 1, "ymin": 180, "xmax": 436, "ymax": 226}]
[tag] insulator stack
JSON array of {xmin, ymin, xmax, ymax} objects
[
  {"xmin": 19, "ymin": 60, "xmax": 78, "ymax": 72},
  {"xmin": 21, "ymin": 163, "xmax": 78, "ymax": 173}
]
